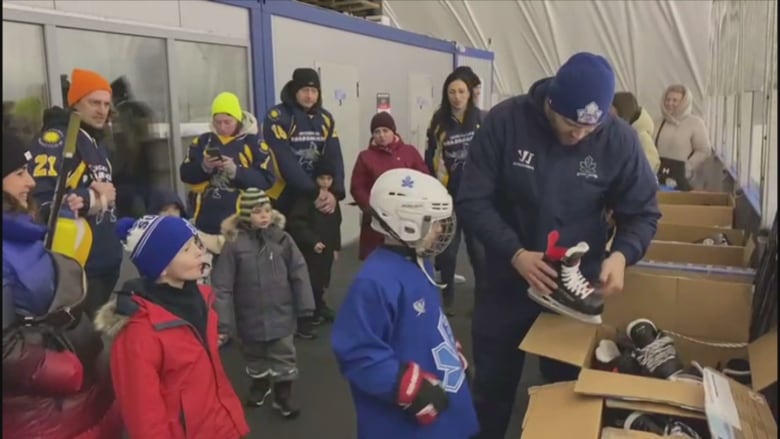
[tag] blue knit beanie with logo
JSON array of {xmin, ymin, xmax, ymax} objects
[
  {"xmin": 116, "ymin": 215, "xmax": 198, "ymax": 279},
  {"xmin": 547, "ymin": 52, "xmax": 616, "ymax": 126}
]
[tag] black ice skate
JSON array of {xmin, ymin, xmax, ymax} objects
[
  {"xmin": 593, "ymin": 339, "xmax": 643, "ymax": 376},
  {"xmin": 626, "ymin": 319, "xmax": 684, "ymax": 379},
  {"xmin": 721, "ymin": 358, "xmax": 752, "ymax": 386},
  {"xmin": 527, "ymin": 231, "xmax": 604, "ymax": 324},
  {"xmin": 621, "ymin": 412, "xmax": 701, "ymax": 438}
]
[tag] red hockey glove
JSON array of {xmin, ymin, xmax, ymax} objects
[{"xmin": 396, "ymin": 362, "xmax": 450, "ymax": 425}]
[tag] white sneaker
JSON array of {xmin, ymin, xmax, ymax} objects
[{"xmin": 454, "ymin": 274, "xmax": 467, "ymax": 284}]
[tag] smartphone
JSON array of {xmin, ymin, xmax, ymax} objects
[{"xmin": 204, "ymin": 145, "xmax": 222, "ymax": 159}]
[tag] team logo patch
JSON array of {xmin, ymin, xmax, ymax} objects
[
  {"xmin": 269, "ymin": 109, "xmax": 281, "ymax": 121},
  {"xmin": 576, "ymin": 102, "xmax": 603, "ymax": 125},
  {"xmin": 38, "ymin": 129, "xmax": 63, "ymax": 148}
]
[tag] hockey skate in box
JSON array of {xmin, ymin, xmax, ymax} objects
[
  {"xmin": 527, "ymin": 230, "xmax": 605, "ymax": 325},
  {"xmin": 519, "ymin": 268, "xmax": 778, "ymax": 414}
]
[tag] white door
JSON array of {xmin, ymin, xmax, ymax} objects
[
  {"xmin": 315, "ymin": 61, "xmax": 361, "ymax": 247},
  {"xmin": 408, "ymin": 73, "xmax": 436, "ymax": 156}
]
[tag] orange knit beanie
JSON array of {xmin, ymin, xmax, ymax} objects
[{"xmin": 67, "ymin": 68, "xmax": 112, "ymax": 107}]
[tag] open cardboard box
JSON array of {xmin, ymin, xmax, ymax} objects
[
  {"xmin": 654, "ymin": 223, "xmax": 746, "ymax": 247},
  {"xmin": 519, "ymin": 270, "xmax": 777, "ymax": 437},
  {"xmin": 657, "ymin": 190, "xmax": 736, "ymax": 228},
  {"xmin": 703, "ymin": 367, "xmax": 779, "ymax": 439},
  {"xmin": 657, "ymin": 191, "xmax": 735, "ymax": 207},
  {"xmin": 521, "ymin": 381, "xmax": 708, "ymax": 439},
  {"xmin": 644, "ymin": 239, "xmax": 753, "ymax": 268}
]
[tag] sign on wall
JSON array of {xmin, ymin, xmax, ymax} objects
[{"xmin": 376, "ymin": 92, "xmax": 391, "ymax": 113}]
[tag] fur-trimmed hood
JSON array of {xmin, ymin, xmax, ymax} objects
[
  {"xmin": 94, "ymin": 279, "xmax": 146, "ymax": 340},
  {"xmin": 220, "ymin": 209, "xmax": 286, "ymax": 242}
]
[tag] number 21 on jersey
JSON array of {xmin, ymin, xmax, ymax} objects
[{"xmin": 32, "ymin": 154, "xmax": 58, "ymax": 177}]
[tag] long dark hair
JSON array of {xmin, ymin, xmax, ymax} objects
[{"xmin": 433, "ymin": 71, "xmax": 477, "ymax": 130}]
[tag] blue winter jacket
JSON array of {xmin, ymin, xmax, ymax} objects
[
  {"xmin": 456, "ymin": 78, "xmax": 660, "ymax": 336},
  {"xmin": 2, "ymin": 213, "xmax": 56, "ymax": 321}
]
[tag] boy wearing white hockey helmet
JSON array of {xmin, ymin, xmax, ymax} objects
[{"xmin": 331, "ymin": 168, "xmax": 478, "ymax": 439}]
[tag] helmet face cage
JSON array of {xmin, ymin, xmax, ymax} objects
[{"xmin": 415, "ymin": 214, "xmax": 457, "ymax": 257}]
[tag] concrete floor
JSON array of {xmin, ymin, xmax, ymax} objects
[{"xmin": 117, "ymin": 244, "xmax": 543, "ymax": 439}]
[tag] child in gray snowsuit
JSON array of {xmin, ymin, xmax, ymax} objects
[{"xmin": 211, "ymin": 188, "xmax": 314, "ymax": 419}]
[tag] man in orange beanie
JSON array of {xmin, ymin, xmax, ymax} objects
[{"xmin": 28, "ymin": 68, "xmax": 124, "ymax": 317}]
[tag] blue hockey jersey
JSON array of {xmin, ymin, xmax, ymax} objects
[{"xmin": 331, "ymin": 246, "xmax": 479, "ymax": 439}]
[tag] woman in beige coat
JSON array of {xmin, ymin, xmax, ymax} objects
[
  {"xmin": 655, "ymin": 84, "xmax": 711, "ymax": 189},
  {"xmin": 611, "ymin": 92, "xmax": 661, "ymax": 174}
]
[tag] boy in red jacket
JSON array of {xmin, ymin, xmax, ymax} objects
[{"xmin": 95, "ymin": 215, "xmax": 249, "ymax": 439}]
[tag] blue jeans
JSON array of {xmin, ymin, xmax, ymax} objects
[
  {"xmin": 436, "ymin": 224, "xmax": 486, "ymax": 308},
  {"xmin": 470, "ymin": 319, "xmax": 580, "ymax": 439}
]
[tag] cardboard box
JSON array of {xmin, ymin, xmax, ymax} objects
[
  {"xmin": 644, "ymin": 241, "xmax": 752, "ymax": 268},
  {"xmin": 703, "ymin": 367, "xmax": 779, "ymax": 439},
  {"xmin": 522, "ymin": 381, "xmax": 707, "ymax": 439},
  {"xmin": 519, "ymin": 270, "xmax": 777, "ymax": 436},
  {"xmin": 657, "ymin": 191, "xmax": 736, "ymax": 227},
  {"xmin": 657, "ymin": 191, "xmax": 735, "ymax": 207},
  {"xmin": 659, "ymin": 204, "xmax": 734, "ymax": 227},
  {"xmin": 654, "ymin": 223, "xmax": 745, "ymax": 247}
]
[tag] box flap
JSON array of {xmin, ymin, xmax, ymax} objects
[
  {"xmin": 518, "ymin": 313, "xmax": 598, "ymax": 368},
  {"xmin": 575, "ymin": 369, "xmax": 705, "ymax": 412},
  {"xmin": 645, "ymin": 241, "xmax": 747, "ymax": 267},
  {"xmin": 748, "ymin": 330, "xmax": 778, "ymax": 391},
  {"xmin": 604, "ymin": 398, "xmax": 706, "ymax": 419},
  {"xmin": 703, "ymin": 368, "xmax": 778, "ymax": 439},
  {"xmin": 660, "ymin": 204, "xmax": 733, "ymax": 227},
  {"xmin": 657, "ymin": 191, "xmax": 734, "ymax": 206},
  {"xmin": 601, "ymin": 427, "xmax": 664, "ymax": 439},
  {"xmin": 654, "ymin": 223, "xmax": 745, "ymax": 246},
  {"xmin": 522, "ymin": 381, "xmax": 602, "ymax": 439}
]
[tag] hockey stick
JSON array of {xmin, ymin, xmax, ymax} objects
[{"xmin": 43, "ymin": 112, "xmax": 82, "ymax": 250}]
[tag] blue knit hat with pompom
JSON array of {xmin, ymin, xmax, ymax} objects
[{"xmin": 116, "ymin": 215, "xmax": 198, "ymax": 279}]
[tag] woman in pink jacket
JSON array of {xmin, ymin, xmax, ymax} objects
[{"xmin": 350, "ymin": 112, "xmax": 429, "ymax": 260}]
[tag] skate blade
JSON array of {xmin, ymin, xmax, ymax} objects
[{"xmin": 527, "ymin": 289, "xmax": 602, "ymax": 325}]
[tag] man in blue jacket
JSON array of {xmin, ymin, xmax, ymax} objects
[
  {"xmin": 456, "ymin": 52, "xmax": 660, "ymax": 438},
  {"xmin": 262, "ymin": 68, "xmax": 346, "ymax": 217},
  {"xmin": 29, "ymin": 68, "xmax": 125, "ymax": 318}
]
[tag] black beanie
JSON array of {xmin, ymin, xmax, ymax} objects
[
  {"xmin": 3, "ymin": 129, "xmax": 32, "ymax": 178},
  {"xmin": 292, "ymin": 68, "xmax": 321, "ymax": 94},
  {"xmin": 315, "ymin": 157, "xmax": 337, "ymax": 178}
]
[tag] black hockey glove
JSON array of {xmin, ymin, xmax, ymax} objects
[{"xmin": 396, "ymin": 362, "xmax": 449, "ymax": 425}]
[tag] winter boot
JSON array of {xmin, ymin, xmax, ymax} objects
[
  {"xmin": 272, "ymin": 381, "xmax": 301, "ymax": 419},
  {"xmin": 626, "ymin": 319, "xmax": 684, "ymax": 379},
  {"xmin": 245, "ymin": 368, "xmax": 272, "ymax": 407},
  {"xmin": 314, "ymin": 305, "xmax": 336, "ymax": 324},
  {"xmin": 527, "ymin": 231, "xmax": 604, "ymax": 324},
  {"xmin": 246, "ymin": 378, "xmax": 272, "ymax": 407},
  {"xmin": 295, "ymin": 317, "xmax": 317, "ymax": 340}
]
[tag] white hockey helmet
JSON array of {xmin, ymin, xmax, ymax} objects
[{"xmin": 369, "ymin": 168, "xmax": 456, "ymax": 256}]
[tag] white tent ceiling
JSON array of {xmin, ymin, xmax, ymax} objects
[{"xmin": 384, "ymin": 0, "xmax": 715, "ymax": 120}]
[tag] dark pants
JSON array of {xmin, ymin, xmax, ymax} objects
[
  {"xmin": 303, "ymin": 250, "xmax": 334, "ymax": 311},
  {"xmin": 85, "ymin": 270, "xmax": 120, "ymax": 318},
  {"xmin": 471, "ymin": 319, "xmax": 580, "ymax": 439},
  {"xmin": 436, "ymin": 225, "xmax": 486, "ymax": 308}
]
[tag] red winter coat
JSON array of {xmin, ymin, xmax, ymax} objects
[
  {"xmin": 350, "ymin": 136, "xmax": 430, "ymax": 260},
  {"xmin": 2, "ymin": 246, "xmax": 122, "ymax": 439},
  {"xmin": 94, "ymin": 281, "xmax": 249, "ymax": 439}
]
